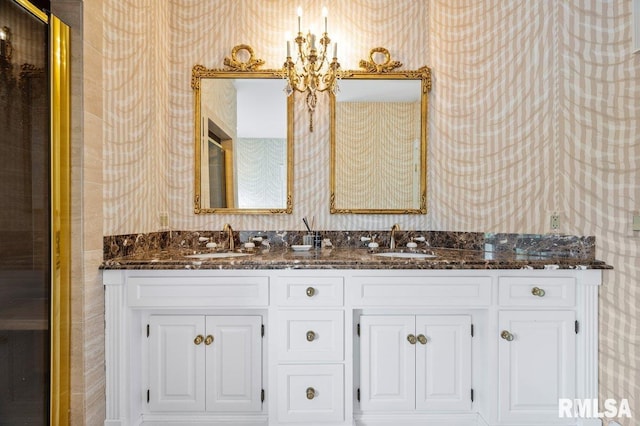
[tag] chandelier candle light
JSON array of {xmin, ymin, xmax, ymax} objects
[{"xmin": 284, "ymin": 6, "xmax": 340, "ymax": 131}]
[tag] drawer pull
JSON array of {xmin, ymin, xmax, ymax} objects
[
  {"xmin": 306, "ymin": 287, "xmax": 316, "ymax": 297},
  {"xmin": 417, "ymin": 334, "xmax": 427, "ymax": 345},
  {"xmin": 407, "ymin": 334, "xmax": 417, "ymax": 345},
  {"xmin": 204, "ymin": 335, "xmax": 214, "ymax": 345},
  {"xmin": 500, "ymin": 330, "xmax": 514, "ymax": 341},
  {"xmin": 306, "ymin": 330, "xmax": 316, "ymax": 342},
  {"xmin": 531, "ymin": 286, "xmax": 546, "ymax": 297},
  {"xmin": 194, "ymin": 334, "xmax": 204, "ymax": 345},
  {"xmin": 306, "ymin": 387, "xmax": 316, "ymax": 400}
]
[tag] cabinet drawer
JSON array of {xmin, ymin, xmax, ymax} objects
[
  {"xmin": 275, "ymin": 276, "xmax": 344, "ymax": 306},
  {"xmin": 499, "ymin": 277, "xmax": 575, "ymax": 307},
  {"xmin": 278, "ymin": 311, "xmax": 344, "ymax": 361},
  {"xmin": 127, "ymin": 274, "xmax": 269, "ymax": 307},
  {"xmin": 352, "ymin": 275, "xmax": 491, "ymax": 307},
  {"xmin": 277, "ymin": 364, "xmax": 344, "ymax": 423}
]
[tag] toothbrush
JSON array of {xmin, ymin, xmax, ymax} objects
[{"xmin": 302, "ymin": 217, "xmax": 312, "ymax": 232}]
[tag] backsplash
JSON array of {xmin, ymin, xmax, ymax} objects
[{"xmin": 103, "ymin": 231, "xmax": 595, "ymax": 262}]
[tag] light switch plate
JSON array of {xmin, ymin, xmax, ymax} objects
[{"xmin": 633, "ymin": 214, "xmax": 640, "ymax": 232}]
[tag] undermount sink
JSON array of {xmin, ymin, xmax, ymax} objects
[
  {"xmin": 184, "ymin": 252, "xmax": 253, "ymax": 259},
  {"xmin": 372, "ymin": 252, "xmax": 437, "ymax": 259}
]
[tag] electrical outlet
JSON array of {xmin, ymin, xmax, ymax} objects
[
  {"xmin": 550, "ymin": 213, "xmax": 560, "ymax": 230},
  {"xmin": 159, "ymin": 212, "xmax": 169, "ymax": 229},
  {"xmin": 633, "ymin": 214, "xmax": 640, "ymax": 232}
]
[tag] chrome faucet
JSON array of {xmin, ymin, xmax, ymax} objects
[
  {"xmin": 390, "ymin": 224, "xmax": 400, "ymax": 250},
  {"xmin": 222, "ymin": 223, "xmax": 235, "ymax": 251}
]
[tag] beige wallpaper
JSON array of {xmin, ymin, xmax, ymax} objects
[{"xmin": 103, "ymin": 0, "xmax": 639, "ymax": 423}]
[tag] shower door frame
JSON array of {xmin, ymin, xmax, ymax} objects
[{"xmin": 14, "ymin": 1, "xmax": 72, "ymax": 425}]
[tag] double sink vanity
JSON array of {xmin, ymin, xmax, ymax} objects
[
  {"xmin": 99, "ymin": 43, "xmax": 613, "ymax": 426},
  {"xmin": 102, "ymin": 230, "xmax": 610, "ymax": 426},
  {"xmin": 102, "ymin": 44, "xmax": 612, "ymax": 426}
]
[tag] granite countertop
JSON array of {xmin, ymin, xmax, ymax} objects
[
  {"xmin": 100, "ymin": 230, "xmax": 612, "ymax": 270},
  {"xmin": 101, "ymin": 246, "xmax": 612, "ymax": 271}
]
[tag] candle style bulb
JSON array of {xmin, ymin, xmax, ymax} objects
[
  {"xmin": 322, "ymin": 7, "xmax": 328, "ymax": 33},
  {"xmin": 333, "ymin": 42, "xmax": 337, "ymax": 58},
  {"xmin": 284, "ymin": 31, "xmax": 291, "ymax": 57},
  {"xmin": 297, "ymin": 7, "xmax": 302, "ymax": 33}
]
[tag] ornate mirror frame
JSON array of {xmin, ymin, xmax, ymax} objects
[
  {"xmin": 192, "ymin": 45, "xmax": 294, "ymax": 214},
  {"xmin": 329, "ymin": 48, "xmax": 431, "ymax": 214}
]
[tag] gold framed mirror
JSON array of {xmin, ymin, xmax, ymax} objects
[
  {"xmin": 192, "ymin": 45, "xmax": 293, "ymax": 214},
  {"xmin": 330, "ymin": 48, "xmax": 431, "ymax": 214}
]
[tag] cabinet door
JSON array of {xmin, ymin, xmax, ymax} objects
[
  {"xmin": 498, "ymin": 310, "xmax": 576, "ymax": 423},
  {"xmin": 415, "ymin": 315, "xmax": 471, "ymax": 411},
  {"xmin": 205, "ymin": 315, "xmax": 262, "ymax": 412},
  {"xmin": 148, "ymin": 315, "xmax": 206, "ymax": 412},
  {"xmin": 360, "ymin": 315, "xmax": 415, "ymax": 411}
]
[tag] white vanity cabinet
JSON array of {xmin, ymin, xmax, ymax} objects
[
  {"xmin": 498, "ymin": 310, "xmax": 575, "ymax": 424},
  {"xmin": 496, "ymin": 276, "xmax": 580, "ymax": 425},
  {"xmin": 148, "ymin": 315, "xmax": 263, "ymax": 413},
  {"xmin": 103, "ymin": 270, "xmax": 270, "ymax": 426},
  {"xmin": 145, "ymin": 313, "xmax": 265, "ymax": 422},
  {"xmin": 103, "ymin": 268, "xmax": 602, "ymax": 426},
  {"xmin": 272, "ymin": 275, "xmax": 347, "ymax": 425},
  {"xmin": 359, "ymin": 314, "xmax": 471, "ymax": 412}
]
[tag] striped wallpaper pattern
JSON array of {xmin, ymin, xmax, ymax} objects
[
  {"xmin": 335, "ymin": 101, "xmax": 420, "ymax": 210},
  {"xmin": 103, "ymin": 1, "xmax": 639, "ymax": 422}
]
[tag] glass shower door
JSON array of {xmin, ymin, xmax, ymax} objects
[{"xmin": 0, "ymin": 0, "xmax": 50, "ymax": 424}]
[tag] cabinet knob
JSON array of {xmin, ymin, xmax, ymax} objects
[
  {"xmin": 204, "ymin": 335, "xmax": 214, "ymax": 345},
  {"xmin": 306, "ymin": 387, "xmax": 316, "ymax": 400},
  {"xmin": 500, "ymin": 330, "xmax": 514, "ymax": 341},
  {"xmin": 417, "ymin": 334, "xmax": 427, "ymax": 345},
  {"xmin": 407, "ymin": 334, "xmax": 417, "ymax": 345},
  {"xmin": 194, "ymin": 334, "xmax": 204, "ymax": 345},
  {"xmin": 306, "ymin": 330, "xmax": 316, "ymax": 342},
  {"xmin": 531, "ymin": 286, "xmax": 546, "ymax": 297},
  {"xmin": 306, "ymin": 287, "xmax": 316, "ymax": 297}
]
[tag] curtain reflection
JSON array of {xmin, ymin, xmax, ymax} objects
[{"xmin": 335, "ymin": 101, "xmax": 420, "ymax": 210}]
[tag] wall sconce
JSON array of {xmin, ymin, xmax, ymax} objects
[
  {"xmin": 283, "ymin": 7, "xmax": 340, "ymax": 132},
  {"xmin": 0, "ymin": 26, "xmax": 12, "ymax": 64}
]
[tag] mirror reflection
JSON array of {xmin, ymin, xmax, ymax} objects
[
  {"xmin": 193, "ymin": 67, "xmax": 293, "ymax": 214},
  {"xmin": 330, "ymin": 71, "xmax": 429, "ymax": 214}
]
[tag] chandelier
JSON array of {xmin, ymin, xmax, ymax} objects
[{"xmin": 283, "ymin": 7, "xmax": 340, "ymax": 132}]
